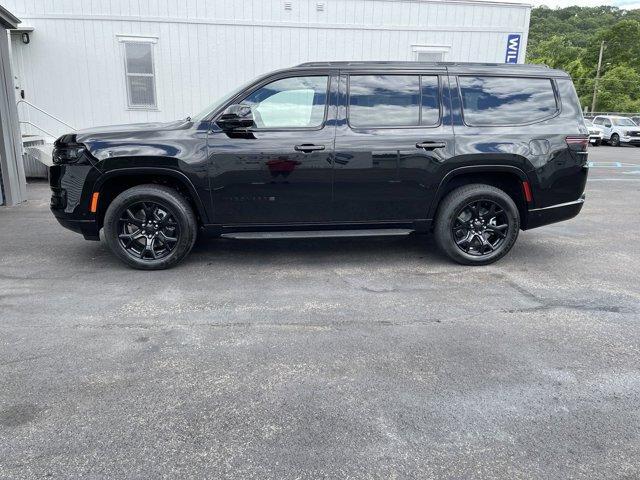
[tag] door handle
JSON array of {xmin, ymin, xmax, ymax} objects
[
  {"xmin": 294, "ymin": 144, "xmax": 325, "ymax": 153},
  {"xmin": 416, "ymin": 141, "xmax": 446, "ymax": 150}
]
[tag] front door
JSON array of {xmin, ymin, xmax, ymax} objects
[
  {"xmin": 207, "ymin": 73, "xmax": 337, "ymax": 225},
  {"xmin": 332, "ymin": 70, "xmax": 455, "ymax": 222}
]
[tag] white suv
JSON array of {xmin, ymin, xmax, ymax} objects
[{"xmin": 592, "ymin": 115, "xmax": 640, "ymax": 146}]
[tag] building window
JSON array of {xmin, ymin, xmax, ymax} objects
[
  {"xmin": 119, "ymin": 36, "xmax": 157, "ymax": 109},
  {"xmin": 412, "ymin": 45, "xmax": 450, "ymax": 63}
]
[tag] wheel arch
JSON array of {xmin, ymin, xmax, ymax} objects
[
  {"xmin": 429, "ymin": 165, "xmax": 530, "ymax": 225},
  {"xmin": 92, "ymin": 167, "xmax": 209, "ymax": 228}
]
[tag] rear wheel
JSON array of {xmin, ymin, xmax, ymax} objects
[
  {"xmin": 434, "ymin": 184, "xmax": 520, "ymax": 265},
  {"xmin": 103, "ymin": 185, "xmax": 198, "ymax": 270},
  {"xmin": 611, "ymin": 133, "xmax": 621, "ymax": 147}
]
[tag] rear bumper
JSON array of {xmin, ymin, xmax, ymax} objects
[{"xmin": 524, "ymin": 195, "xmax": 585, "ymax": 230}]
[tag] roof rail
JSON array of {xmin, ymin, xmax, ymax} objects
[{"xmin": 296, "ymin": 61, "xmax": 550, "ymax": 68}]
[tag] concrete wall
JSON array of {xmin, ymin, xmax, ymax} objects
[{"xmin": 6, "ymin": 0, "xmax": 531, "ymax": 137}]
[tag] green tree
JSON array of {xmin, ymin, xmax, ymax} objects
[
  {"xmin": 595, "ymin": 65, "xmax": 640, "ymax": 112},
  {"xmin": 526, "ymin": 6, "xmax": 640, "ymax": 112}
]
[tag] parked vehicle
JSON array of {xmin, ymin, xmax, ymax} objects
[
  {"xmin": 592, "ymin": 115, "xmax": 640, "ymax": 147},
  {"xmin": 584, "ymin": 119, "xmax": 603, "ymax": 146},
  {"xmin": 50, "ymin": 62, "xmax": 589, "ymax": 269}
]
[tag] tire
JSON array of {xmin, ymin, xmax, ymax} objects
[
  {"xmin": 434, "ymin": 184, "xmax": 520, "ymax": 266},
  {"xmin": 611, "ymin": 133, "xmax": 620, "ymax": 147},
  {"xmin": 103, "ymin": 184, "xmax": 198, "ymax": 270}
]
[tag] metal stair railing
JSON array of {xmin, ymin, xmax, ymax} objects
[{"xmin": 16, "ymin": 99, "xmax": 76, "ymax": 137}]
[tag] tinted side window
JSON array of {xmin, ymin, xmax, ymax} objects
[
  {"xmin": 348, "ymin": 75, "xmax": 440, "ymax": 128},
  {"xmin": 459, "ymin": 76, "xmax": 558, "ymax": 126},
  {"xmin": 242, "ymin": 76, "xmax": 328, "ymax": 129}
]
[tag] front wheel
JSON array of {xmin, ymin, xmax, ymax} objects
[
  {"xmin": 103, "ymin": 184, "xmax": 198, "ymax": 270},
  {"xmin": 434, "ymin": 184, "xmax": 520, "ymax": 265},
  {"xmin": 610, "ymin": 133, "xmax": 621, "ymax": 147}
]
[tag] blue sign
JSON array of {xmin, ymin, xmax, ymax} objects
[{"xmin": 505, "ymin": 34, "xmax": 521, "ymax": 64}]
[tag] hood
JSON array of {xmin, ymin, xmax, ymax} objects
[
  {"xmin": 74, "ymin": 119, "xmax": 191, "ymax": 142},
  {"xmin": 61, "ymin": 118, "xmax": 197, "ymax": 164}
]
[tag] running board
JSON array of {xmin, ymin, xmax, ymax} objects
[{"xmin": 221, "ymin": 229, "xmax": 414, "ymax": 240}]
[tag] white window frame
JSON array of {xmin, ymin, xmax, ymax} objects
[
  {"xmin": 117, "ymin": 35, "xmax": 159, "ymax": 111},
  {"xmin": 411, "ymin": 45, "xmax": 451, "ymax": 62}
]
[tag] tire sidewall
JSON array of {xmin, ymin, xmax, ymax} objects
[
  {"xmin": 611, "ymin": 134, "xmax": 620, "ymax": 147},
  {"xmin": 103, "ymin": 186, "xmax": 197, "ymax": 270},
  {"xmin": 435, "ymin": 186, "xmax": 520, "ymax": 265}
]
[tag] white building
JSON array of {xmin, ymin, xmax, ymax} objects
[{"xmin": 5, "ymin": 0, "xmax": 531, "ymax": 139}]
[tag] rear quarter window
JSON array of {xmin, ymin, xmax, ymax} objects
[{"xmin": 459, "ymin": 76, "xmax": 558, "ymax": 126}]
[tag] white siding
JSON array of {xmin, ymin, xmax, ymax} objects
[{"xmin": 6, "ymin": 0, "xmax": 531, "ymax": 136}]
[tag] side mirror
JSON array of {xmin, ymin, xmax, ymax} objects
[{"xmin": 216, "ymin": 104, "xmax": 254, "ymax": 130}]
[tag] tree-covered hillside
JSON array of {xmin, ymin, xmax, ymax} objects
[{"xmin": 526, "ymin": 6, "xmax": 640, "ymax": 113}]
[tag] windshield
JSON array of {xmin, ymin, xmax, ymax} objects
[
  {"xmin": 584, "ymin": 119, "xmax": 593, "ymax": 127},
  {"xmin": 191, "ymin": 77, "xmax": 258, "ymax": 123},
  {"xmin": 613, "ymin": 118, "xmax": 637, "ymax": 126}
]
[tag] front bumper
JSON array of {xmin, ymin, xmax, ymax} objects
[
  {"xmin": 51, "ymin": 210, "xmax": 100, "ymax": 240},
  {"xmin": 524, "ymin": 195, "xmax": 585, "ymax": 230},
  {"xmin": 49, "ymin": 164, "xmax": 101, "ymax": 240},
  {"xmin": 620, "ymin": 136, "xmax": 640, "ymax": 144}
]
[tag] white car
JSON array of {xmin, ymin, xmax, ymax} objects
[
  {"xmin": 592, "ymin": 115, "xmax": 640, "ymax": 147},
  {"xmin": 584, "ymin": 119, "xmax": 604, "ymax": 146}
]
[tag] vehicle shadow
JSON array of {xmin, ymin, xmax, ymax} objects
[{"xmin": 187, "ymin": 233, "xmax": 449, "ymax": 268}]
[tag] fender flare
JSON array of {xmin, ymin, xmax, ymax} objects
[
  {"xmin": 428, "ymin": 165, "xmax": 529, "ymax": 219},
  {"xmin": 92, "ymin": 167, "xmax": 210, "ymax": 223}
]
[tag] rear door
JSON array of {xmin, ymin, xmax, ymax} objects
[{"xmin": 331, "ymin": 68, "xmax": 455, "ymax": 222}]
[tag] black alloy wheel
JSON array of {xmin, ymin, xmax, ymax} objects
[
  {"xmin": 118, "ymin": 201, "xmax": 180, "ymax": 260},
  {"xmin": 434, "ymin": 184, "xmax": 520, "ymax": 265},
  {"xmin": 103, "ymin": 184, "xmax": 198, "ymax": 270},
  {"xmin": 451, "ymin": 199, "xmax": 509, "ymax": 256}
]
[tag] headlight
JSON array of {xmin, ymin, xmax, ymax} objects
[
  {"xmin": 622, "ymin": 130, "xmax": 629, "ymax": 136},
  {"xmin": 52, "ymin": 136, "xmax": 91, "ymax": 165}
]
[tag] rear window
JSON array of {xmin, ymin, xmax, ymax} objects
[
  {"xmin": 459, "ymin": 76, "xmax": 558, "ymax": 126},
  {"xmin": 348, "ymin": 75, "xmax": 440, "ymax": 128}
]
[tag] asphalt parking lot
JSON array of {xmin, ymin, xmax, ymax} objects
[{"xmin": 1, "ymin": 145, "xmax": 639, "ymax": 479}]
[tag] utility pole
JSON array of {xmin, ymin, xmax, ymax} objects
[{"xmin": 591, "ymin": 41, "xmax": 605, "ymax": 114}]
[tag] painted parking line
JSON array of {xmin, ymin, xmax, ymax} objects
[{"xmin": 587, "ymin": 162, "xmax": 639, "ymax": 168}]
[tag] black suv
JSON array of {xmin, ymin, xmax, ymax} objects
[{"xmin": 50, "ymin": 62, "xmax": 589, "ymax": 269}]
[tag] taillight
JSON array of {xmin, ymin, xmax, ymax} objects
[{"xmin": 565, "ymin": 136, "xmax": 589, "ymax": 151}]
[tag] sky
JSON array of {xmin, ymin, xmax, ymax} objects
[{"xmin": 527, "ymin": 0, "xmax": 640, "ymax": 9}]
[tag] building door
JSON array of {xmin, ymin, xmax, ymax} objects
[
  {"xmin": 9, "ymin": 34, "xmax": 27, "ymax": 133},
  {"xmin": 332, "ymin": 70, "xmax": 455, "ymax": 222},
  {"xmin": 207, "ymin": 72, "xmax": 338, "ymax": 225}
]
